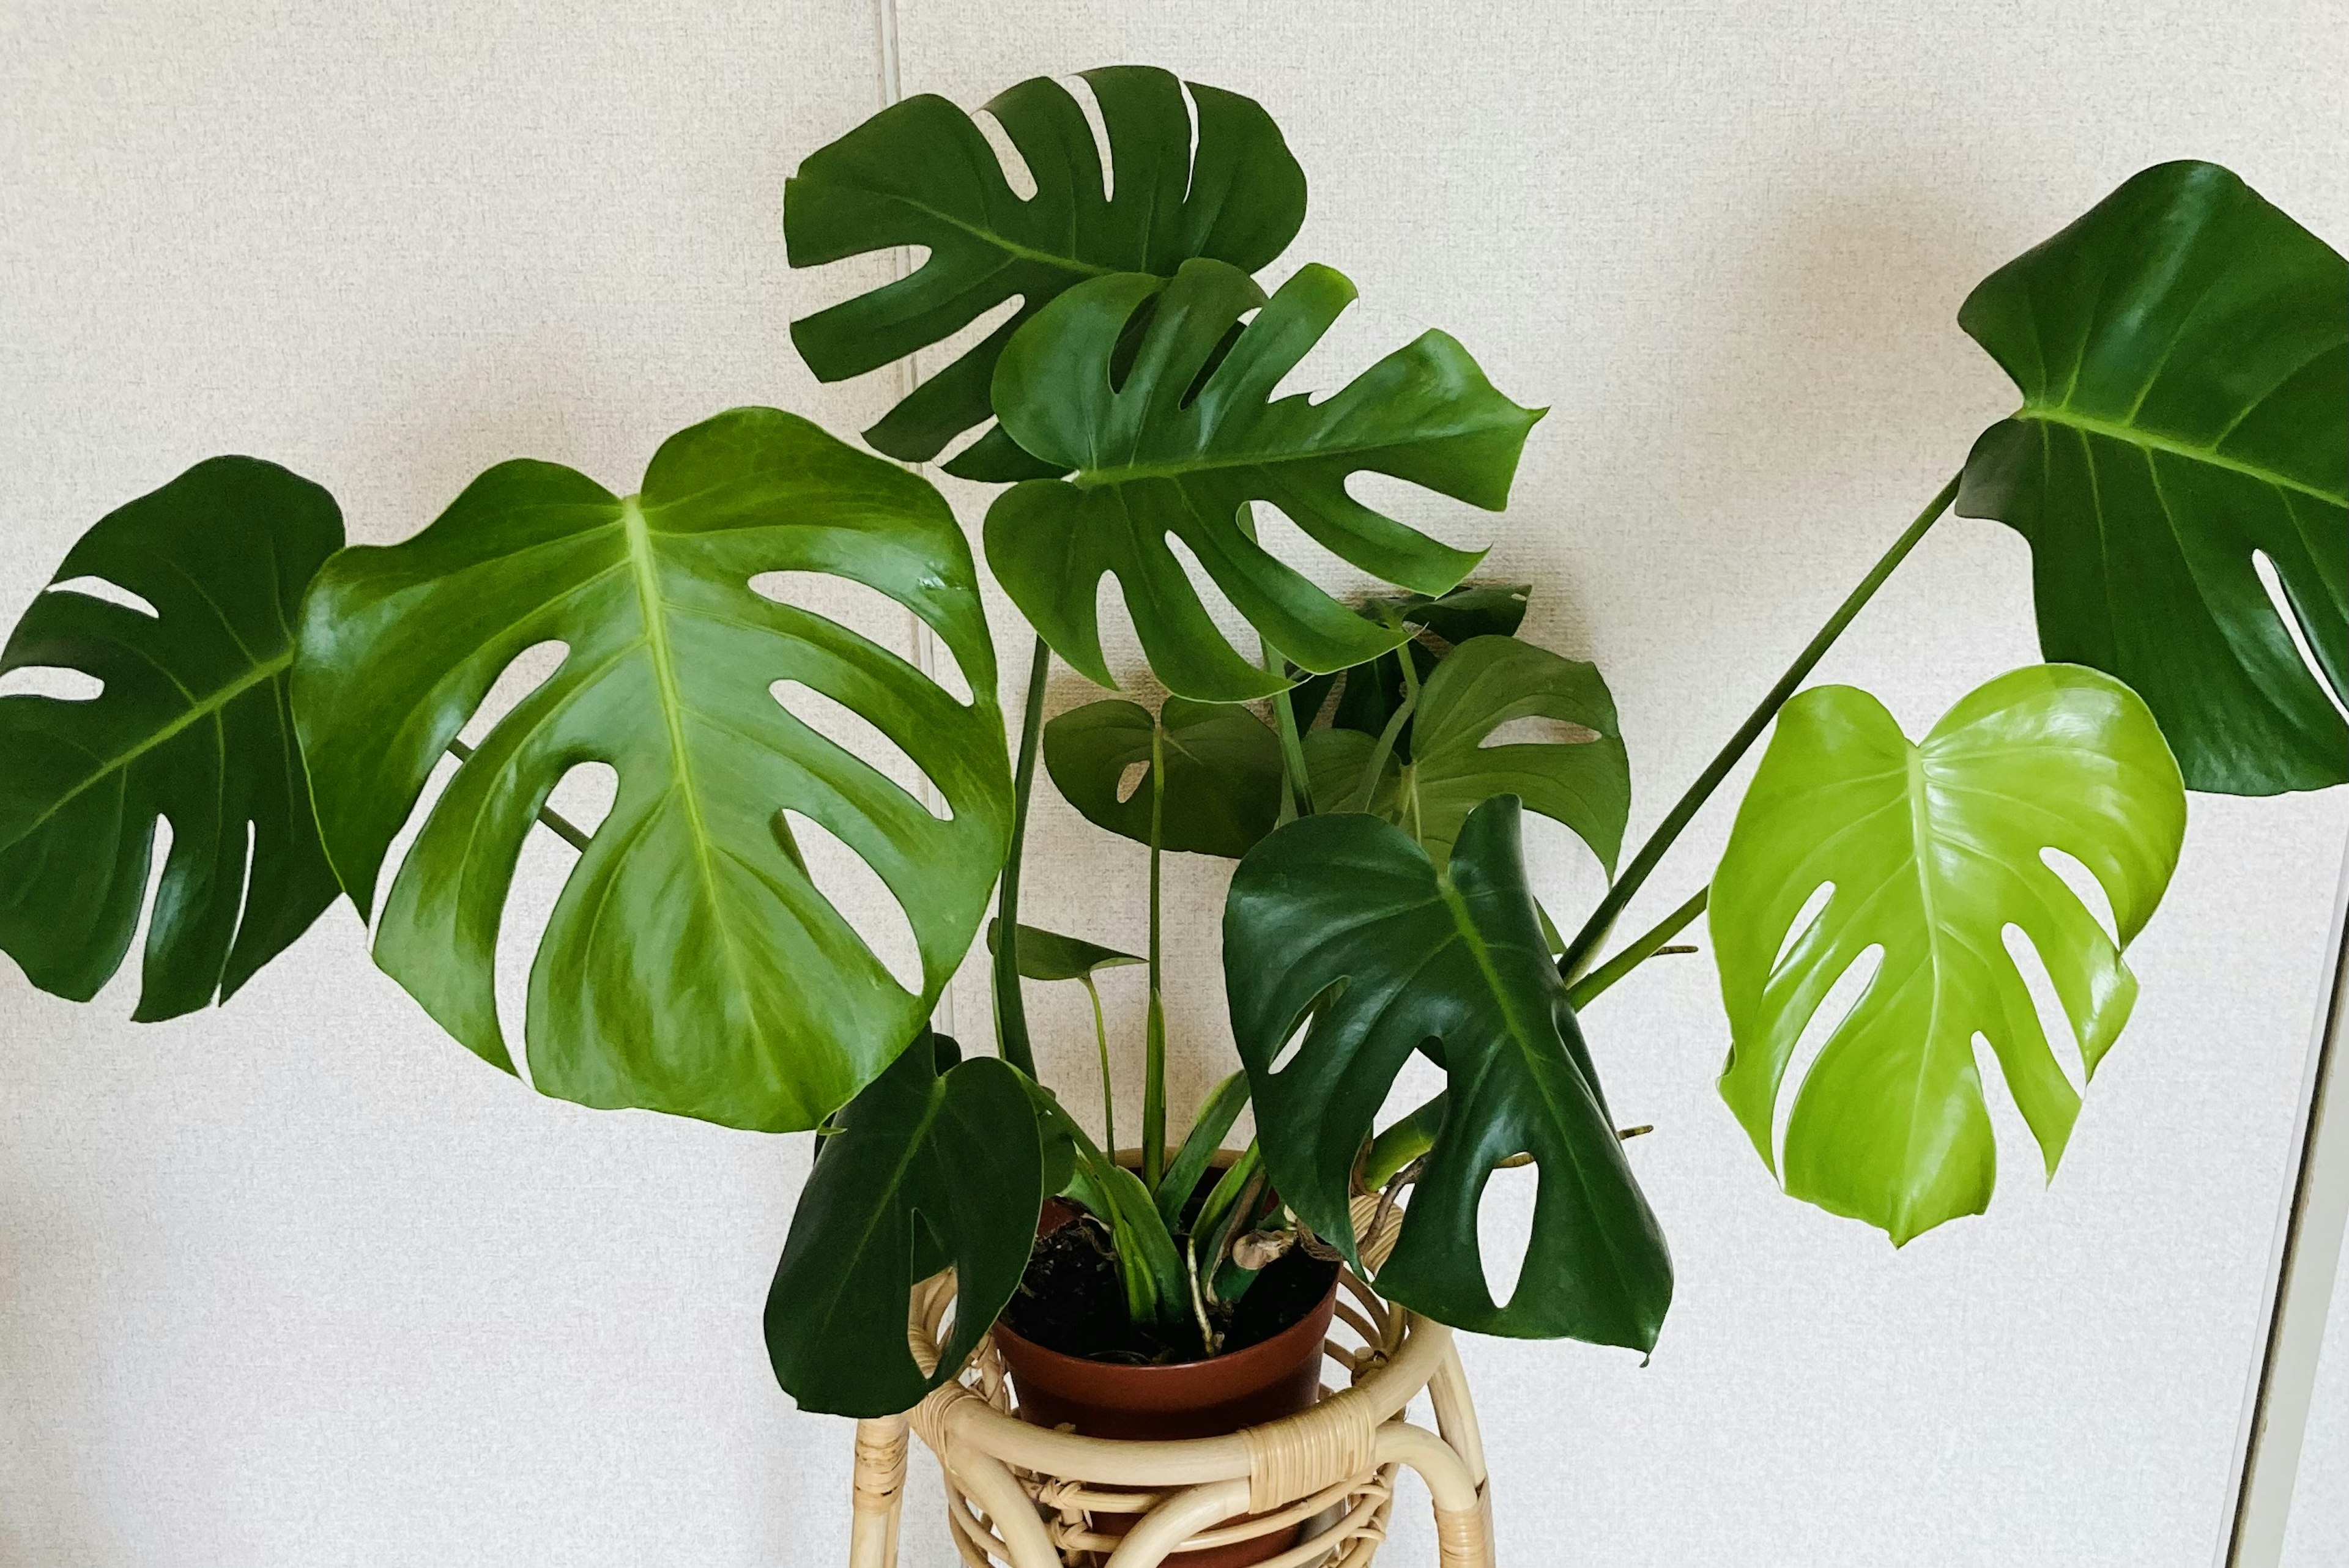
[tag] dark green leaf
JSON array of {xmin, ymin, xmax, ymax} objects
[
  {"xmin": 1291, "ymin": 583, "xmax": 1530, "ymax": 744},
  {"xmin": 1225, "ymin": 796, "xmax": 1672, "ymax": 1347},
  {"xmin": 987, "ymin": 917, "xmax": 1142, "ymax": 981},
  {"xmin": 1306, "ymin": 636, "xmax": 1630, "ymax": 871},
  {"xmin": 984, "ymin": 258, "xmax": 1541, "ymax": 700},
  {"xmin": 0, "ymin": 458, "xmax": 343, "ymax": 1018},
  {"xmin": 784, "ymin": 66, "xmax": 1307, "ymax": 473},
  {"xmin": 292, "ymin": 409, "xmax": 1012, "ymax": 1133},
  {"xmin": 765, "ymin": 1032, "xmax": 1042, "ymax": 1417},
  {"xmin": 1956, "ymin": 160, "xmax": 2347, "ymax": 795},
  {"xmin": 1714, "ymin": 666, "xmax": 2185, "ymax": 1243},
  {"xmin": 1042, "ymin": 694, "xmax": 1283, "ymax": 857}
]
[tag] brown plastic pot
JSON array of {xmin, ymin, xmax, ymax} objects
[{"xmin": 990, "ymin": 1189, "xmax": 1340, "ymax": 1566}]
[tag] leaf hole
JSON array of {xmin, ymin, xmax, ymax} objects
[
  {"xmin": 770, "ymin": 679, "xmax": 950, "ymax": 823},
  {"xmin": 50, "ymin": 574, "xmax": 157, "ymax": 618},
  {"xmin": 2253, "ymin": 549, "xmax": 2348, "ymax": 726},
  {"xmin": 1268, "ymin": 1010, "xmax": 1315, "ymax": 1076},
  {"xmin": 546, "ymin": 760, "xmax": 617, "ymax": 838},
  {"xmin": 0, "ymin": 665, "xmax": 103, "ymax": 701},
  {"xmin": 1063, "ymin": 73, "xmax": 1116, "ymax": 203},
  {"xmin": 781, "ymin": 808, "xmax": 924, "ymax": 996},
  {"xmin": 1176, "ymin": 79, "xmax": 1202, "ymax": 203},
  {"xmin": 1162, "ymin": 533, "xmax": 1258, "ymax": 662},
  {"xmin": 1247, "ymin": 500, "xmax": 1375, "ymax": 607},
  {"xmin": 1108, "ymin": 290, "xmax": 1162, "ymax": 394},
  {"xmin": 1475, "ymin": 1159, "xmax": 1535, "ymax": 1309},
  {"xmin": 1479, "ymin": 715, "xmax": 1600, "ymax": 749},
  {"xmin": 2001, "ymin": 923, "xmax": 2087, "ymax": 1095},
  {"xmin": 1115, "ymin": 760, "xmax": 1149, "ymax": 805},
  {"xmin": 1773, "ymin": 941, "xmax": 1882, "ymax": 1174},
  {"xmin": 1178, "ymin": 317, "xmax": 1251, "ymax": 410},
  {"xmin": 2039, "ymin": 846, "xmax": 2118, "ymax": 948},
  {"xmin": 971, "ymin": 108, "xmax": 1037, "ymax": 201},
  {"xmin": 462, "ymin": 639, "xmax": 568, "ymax": 747},
  {"xmin": 493, "ymin": 776, "xmax": 572, "ymax": 1091},
  {"xmin": 1771, "ymin": 881, "xmax": 1836, "ymax": 978}
]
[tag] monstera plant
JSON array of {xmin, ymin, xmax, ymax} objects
[{"xmin": 1, "ymin": 60, "xmax": 2341, "ymax": 1553}]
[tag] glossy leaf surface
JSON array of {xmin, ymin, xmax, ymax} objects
[
  {"xmin": 1713, "ymin": 666, "xmax": 2186, "ymax": 1243},
  {"xmin": 1042, "ymin": 694, "xmax": 1283, "ymax": 857},
  {"xmin": 985, "ymin": 259, "xmax": 1540, "ymax": 700},
  {"xmin": 294, "ymin": 409, "xmax": 1011, "ymax": 1133},
  {"xmin": 987, "ymin": 917, "xmax": 1141, "ymax": 980},
  {"xmin": 766, "ymin": 1032, "xmax": 1043, "ymax": 1416},
  {"xmin": 1304, "ymin": 636, "xmax": 1629, "ymax": 870},
  {"xmin": 1225, "ymin": 797, "xmax": 1672, "ymax": 1346},
  {"xmin": 785, "ymin": 66, "xmax": 1306, "ymax": 479},
  {"xmin": 1957, "ymin": 160, "xmax": 2347, "ymax": 794},
  {"xmin": 0, "ymin": 458, "xmax": 343, "ymax": 1017}
]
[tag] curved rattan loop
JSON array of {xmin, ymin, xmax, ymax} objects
[{"xmin": 844, "ymin": 1194, "xmax": 1493, "ymax": 1567}]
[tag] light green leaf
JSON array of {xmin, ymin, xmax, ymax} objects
[
  {"xmin": 292, "ymin": 408, "xmax": 1012, "ymax": 1133},
  {"xmin": 1042, "ymin": 694, "xmax": 1284, "ymax": 857},
  {"xmin": 1957, "ymin": 160, "xmax": 2346, "ymax": 795},
  {"xmin": 1155, "ymin": 1068, "xmax": 1251, "ymax": 1232},
  {"xmin": 984, "ymin": 258, "xmax": 1541, "ymax": 700},
  {"xmin": 785, "ymin": 65, "xmax": 1306, "ymax": 479},
  {"xmin": 1028, "ymin": 1081, "xmax": 1190, "ymax": 1325},
  {"xmin": 1713, "ymin": 665, "xmax": 2187, "ymax": 1244},
  {"xmin": 1306, "ymin": 635, "xmax": 1629, "ymax": 871},
  {"xmin": 1225, "ymin": 796, "xmax": 1672, "ymax": 1347},
  {"xmin": 765, "ymin": 1030, "xmax": 1044, "ymax": 1417},
  {"xmin": 0, "ymin": 458, "xmax": 343, "ymax": 1017},
  {"xmin": 987, "ymin": 917, "xmax": 1141, "ymax": 981}
]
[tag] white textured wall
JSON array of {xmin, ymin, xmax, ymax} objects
[{"xmin": 4, "ymin": 3, "xmax": 2345, "ymax": 1565}]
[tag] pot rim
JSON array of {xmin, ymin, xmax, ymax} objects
[{"xmin": 990, "ymin": 1265, "xmax": 1339, "ymax": 1402}]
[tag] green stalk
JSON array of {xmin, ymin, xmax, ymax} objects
[
  {"xmin": 1348, "ymin": 692, "xmax": 1416, "ymax": 815},
  {"xmin": 1564, "ymin": 886, "xmax": 1709, "ymax": 1010},
  {"xmin": 1143, "ymin": 720, "xmax": 1168, "ymax": 1189},
  {"xmin": 1080, "ymin": 972, "xmax": 1116, "ymax": 1155},
  {"xmin": 992, "ymin": 637, "xmax": 1050, "ymax": 1076},
  {"xmin": 1266, "ymin": 648, "xmax": 1314, "ymax": 820},
  {"xmin": 1557, "ymin": 473, "xmax": 1961, "ymax": 979}
]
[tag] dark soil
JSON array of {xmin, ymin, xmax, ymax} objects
[{"xmin": 1001, "ymin": 1216, "xmax": 1338, "ymax": 1365}]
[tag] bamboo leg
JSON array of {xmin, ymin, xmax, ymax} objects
[
  {"xmin": 1100, "ymin": 1479, "xmax": 1252, "ymax": 1567},
  {"xmin": 948, "ymin": 1449, "xmax": 1060, "ymax": 1568},
  {"xmin": 1377, "ymin": 1424, "xmax": 1492, "ymax": 1568},
  {"xmin": 1426, "ymin": 1341, "xmax": 1489, "ymax": 1490},
  {"xmin": 849, "ymin": 1416, "xmax": 909, "ymax": 1568}
]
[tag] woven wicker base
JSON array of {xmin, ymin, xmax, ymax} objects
[{"xmin": 847, "ymin": 1196, "xmax": 1493, "ymax": 1568}]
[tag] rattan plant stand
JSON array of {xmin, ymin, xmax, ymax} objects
[{"xmin": 846, "ymin": 1197, "xmax": 1494, "ymax": 1568}]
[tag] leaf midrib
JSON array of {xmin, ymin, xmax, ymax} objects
[
  {"xmin": 1073, "ymin": 418, "xmax": 1525, "ymax": 490},
  {"xmin": 0, "ymin": 648, "xmax": 290, "ymax": 856},
  {"xmin": 2015, "ymin": 404, "xmax": 2345, "ymax": 506}
]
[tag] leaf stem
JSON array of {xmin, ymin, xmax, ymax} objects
[
  {"xmin": 1556, "ymin": 472, "xmax": 1961, "ymax": 978},
  {"xmin": 446, "ymin": 738, "xmax": 591, "ymax": 851},
  {"xmin": 1564, "ymin": 886, "xmax": 1709, "ymax": 1011},
  {"xmin": 1081, "ymin": 971, "xmax": 1116, "ymax": 1154},
  {"xmin": 993, "ymin": 637, "xmax": 1050, "ymax": 1076},
  {"xmin": 1270, "ymin": 681, "xmax": 1313, "ymax": 821},
  {"xmin": 1143, "ymin": 719, "xmax": 1168, "ymax": 1189}
]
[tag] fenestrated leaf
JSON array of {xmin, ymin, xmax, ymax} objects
[
  {"xmin": 765, "ymin": 1031, "xmax": 1044, "ymax": 1417},
  {"xmin": 292, "ymin": 408, "xmax": 1012, "ymax": 1133},
  {"xmin": 987, "ymin": 917, "xmax": 1141, "ymax": 981},
  {"xmin": 1712, "ymin": 666, "xmax": 2186, "ymax": 1244},
  {"xmin": 0, "ymin": 458, "xmax": 343, "ymax": 1018},
  {"xmin": 785, "ymin": 65, "xmax": 1307, "ymax": 479},
  {"xmin": 1225, "ymin": 796, "xmax": 1672, "ymax": 1347},
  {"xmin": 1042, "ymin": 694, "xmax": 1283, "ymax": 857},
  {"xmin": 984, "ymin": 258, "xmax": 1541, "ymax": 700},
  {"xmin": 1304, "ymin": 636, "xmax": 1629, "ymax": 871},
  {"xmin": 1956, "ymin": 160, "xmax": 2347, "ymax": 796}
]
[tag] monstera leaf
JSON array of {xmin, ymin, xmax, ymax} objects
[
  {"xmin": 1712, "ymin": 666, "xmax": 2187, "ymax": 1244},
  {"xmin": 785, "ymin": 65, "xmax": 1307, "ymax": 479},
  {"xmin": 1957, "ymin": 160, "xmax": 2347, "ymax": 796},
  {"xmin": 1225, "ymin": 796, "xmax": 1672, "ymax": 1347},
  {"xmin": 0, "ymin": 458, "xmax": 343, "ymax": 1018},
  {"xmin": 1291, "ymin": 582, "xmax": 1532, "ymax": 744},
  {"xmin": 765, "ymin": 1031, "xmax": 1044, "ymax": 1416},
  {"xmin": 293, "ymin": 409, "xmax": 1012, "ymax": 1133},
  {"xmin": 984, "ymin": 258, "xmax": 1542, "ymax": 700},
  {"xmin": 1304, "ymin": 636, "xmax": 1629, "ymax": 870},
  {"xmin": 1042, "ymin": 695, "xmax": 1283, "ymax": 857}
]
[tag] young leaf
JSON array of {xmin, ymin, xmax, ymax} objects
[
  {"xmin": 0, "ymin": 458, "xmax": 344, "ymax": 1018},
  {"xmin": 784, "ymin": 66, "xmax": 1307, "ymax": 479},
  {"xmin": 986, "ymin": 918, "xmax": 1142, "ymax": 981},
  {"xmin": 1307, "ymin": 636, "xmax": 1630, "ymax": 871},
  {"xmin": 1154, "ymin": 1069, "xmax": 1252, "ymax": 1232},
  {"xmin": 1957, "ymin": 160, "xmax": 2347, "ymax": 795},
  {"xmin": 1028, "ymin": 1083, "xmax": 1190, "ymax": 1326},
  {"xmin": 1225, "ymin": 796, "xmax": 1672, "ymax": 1348},
  {"xmin": 1712, "ymin": 665, "xmax": 2187, "ymax": 1244},
  {"xmin": 765, "ymin": 1032, "xmax": 1044, "ymax": 1418},
  {"xmin": 984, "ymin": 259, "xmax": 1542, "ymax": 701},
  {"xmin": 293, "ymin": 409, "xmax": 1012, "ymax": 1133},
  {"xmin": 1042, "ymin": 695, "xmax": 1284, "ymax": 858}
]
